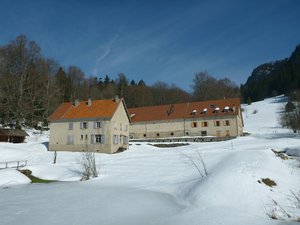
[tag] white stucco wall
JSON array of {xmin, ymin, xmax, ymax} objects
[
  {"xmin": 130, "ymin": 115, "xmax": 242, "ymax": 139},
  {"xmin": 49, "ymin": 102, "xmax": 130, "ymax": 153}
]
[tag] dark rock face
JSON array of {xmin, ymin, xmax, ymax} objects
[{"xmin": 241, "ymin": 44, "xmax": 300, "ymax": 102}]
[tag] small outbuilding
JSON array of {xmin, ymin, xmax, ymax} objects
[{"xmin": 0, "ymin": 129, "xmax": 29, "ymax": 143}]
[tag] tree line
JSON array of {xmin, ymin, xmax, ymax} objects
[{"xmin": 0, "ymin": 35, "xmax": 240, "ymax": 128}]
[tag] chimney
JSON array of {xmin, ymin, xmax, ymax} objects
[
  {"xmin": 114, "ymin": 95, "xmax": 120, "ymax": 103},
  {"xmin": 86, "ymin": 98, "xmax": 92, "ymax": 106},
  {"xmin": 73, "ymin": 99, "xmax": 80, "ymax": 107}
]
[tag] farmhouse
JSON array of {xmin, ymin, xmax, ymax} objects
[
  {"xmin": 128, "ymin": 98, "xmax": 243, "ymax": 139},
  {"xmin": 48, "ymin": 97, "xmax": 130, "ymax": 153},
  {"xmin": 0, "ymin": 129, "xmax": 29, "ymax": 143}
]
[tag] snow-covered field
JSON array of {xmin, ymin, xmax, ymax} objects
[{"xmin": 0, "ymin": 96, "xmax": 300, "ymax": 225}]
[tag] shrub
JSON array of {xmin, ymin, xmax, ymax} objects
[
  {"xmin": 183, "ymin": 149, "xmax": 208, "ymax": 178},
  {"xmin": 261, "ymin": 178, "xmax": 277, "ymax": 187},
  {"xmin": 80, "ymin": 152, "xmax": 99, "ymax": 181}
]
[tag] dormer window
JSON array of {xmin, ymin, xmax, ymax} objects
[
  {"xmin": 213, "ymin": 107, "xmax": 220, "ymax": 113},
  {"xmin": 222, "ymin": 106, "xmax": 233, "ymax": 112},
  {"xmin": 191, "ymin": 109, "xmax": 197, "ymax": 116},
  {"xmin": 210, "ymin": 104, "xmax": 216, "ymax": 109},
  {"xmin": 201, "ymin": 108, "xmax": 208, "ymax": 114}
]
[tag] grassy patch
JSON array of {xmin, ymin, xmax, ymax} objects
[
  {"xmin": 259, "ymin": 178, "xmax": 277, "ymax": 187},
  {"xmin": 19, "ymin": 169, "xmax": 55, "ymax": 183},
  {"xmin": 150, "ymin": 143, "xmax": 189, "ymax": 148}
]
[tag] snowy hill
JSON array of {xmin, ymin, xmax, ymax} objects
[{"xmin": 0, "ymin": 96, "xmax": 300, "ymax": 225}]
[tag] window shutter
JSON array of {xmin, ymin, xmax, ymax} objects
[
  {"xmin": 91, "ymin": 135, "xmax": 95, "ymax": 144},
  {"xmin": 101, "ymin": 135, "xmax": 105, "ymax": 144},
  {"xmin": 86, "ymin": 122, "xmax": 89, "ymax": 129},
  {"xmin": 80, "ymin": 122, "xmax": 83, "ymax": 129},
  {"xmin": 93, "ymin": 122, "xmax": 97, "ymax": 129},
  {"xmin": 101, "ymin": 121, "xmax": 104, "ymax": 128}
]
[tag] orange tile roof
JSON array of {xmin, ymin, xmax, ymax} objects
[
  {"xmin": 48, "ymin": 99, "xmax": 121, "ymax": 121},
  {"xmin": 128, "ymin": 98, "xmax": 241, "ymax": 123}
]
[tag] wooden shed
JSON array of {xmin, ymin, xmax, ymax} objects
[{"xmin": 0, "ymin": 129, "xmax": 29, "ymax": 143}]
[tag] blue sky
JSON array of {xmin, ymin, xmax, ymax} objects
[{"xmin": 1, "ymin": 0, "xmax": 300, "ymax": 91}]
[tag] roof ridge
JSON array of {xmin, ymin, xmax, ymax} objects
[{"xmin": 129, "ymin": 98, "xmax": 240, "ymax": 110}]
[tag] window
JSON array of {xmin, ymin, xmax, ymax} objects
[
  {"xmin": 192, "ymin": 122, "xmax": 197, "ymax": 128},
  {"xmin": 157, "ymin": 133, "xmax": 160, "ymax": 137},
  {"xmin": 123, "ymin": 136, "xmax": 129, "ymax": 144},
  {"xmin": 113, "ymin": 135, "xmax": 119, "ymax": 144},
  {"xmin": 201, "ymin": 131, "xmax": 207, "ymax": 136},
  {"xmin": 202, "ymin": 121, "xmax": 208, "ymax": 127},
  {"xmin": 68, "ymin": 123, "xmax": 73, "ymax": 130},
  {"xmin": 143, "ymin": 134, "xmax": 146, "ymax": 137},
  {"xmin": 80, "ymin": 135, "xmax": 88, "ymax": 141},
  {"xmin": 171, "ymin": 132, "xmax": 174, "ymax": 136},
  {"xmin": 95, "ymin": 135, "xmax": 101, "ymax": 143},
  {"xmin": 94, "ymin": 121, "xmax": 103, "ymax": 128},
  {"xmin": 67, "ymin": 135, "xmax": 74, "ymax": 145},
  {"xmin": 224, "ymin": 120, "xmax": 230, "ymax": 126},
  {"xmin": 91, "ymin": 134, "xmax": 104, "ymax": 144},
  {"xmin": 80, "ymin": 122, "xmax": 88, "ymax": 129},
  {"xmin": 215, "ymin": 121, "xmax": 220, "ymax": 127}
]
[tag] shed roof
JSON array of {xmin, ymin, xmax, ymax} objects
[
  {"xmin": 128, "ymin": 98, "xmax": 241, "ymax": 123},
  {"xmin": 0, "ymin": 129, "xmax": 29, "ymax": 137}
]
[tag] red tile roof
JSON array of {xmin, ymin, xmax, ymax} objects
[
  {"xmin": 49, "ymin": 99, "xmax": 122, "ymax": 121},
  {"xmin": 128, "ymin": 98, "xmax": 241, "ymax": 123}
]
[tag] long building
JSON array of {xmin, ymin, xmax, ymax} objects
[{"xmin": 128, "ymin": 98, "xmax": 243, "ymax": 139}]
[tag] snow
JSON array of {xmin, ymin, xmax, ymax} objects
[
  {"xmin": 284, "ymin": 147, "xmax": 300, "ymax": 157},
  {"xmin": 0, "ymin": 169, "xmax": 31, "ymax": 188},
  {"xmin": 0, "ymin": 95, "xmax": 300, "ymax": 225}
]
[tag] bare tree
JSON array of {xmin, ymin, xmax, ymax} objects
[
  {"xmin": 80, "ymin": 152, "xmax": 99, "ymax": 181},
  {"xmin": 192, "ymin": 71, "xmax": 240, "ymax": 101},
  {"xmin": 66, "ymin": 66, "xmax": 85, "ymax": 101}
]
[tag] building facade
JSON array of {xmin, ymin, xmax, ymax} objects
[
  {"xmin": 48, "ymin": 98, "xmax": 130, "ymax": 153},
  {"xmin": 128, "ymin": 98, "xmax": 243, "ymax": 139}
]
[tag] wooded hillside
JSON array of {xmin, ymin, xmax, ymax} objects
[
  {"xmin": 0, "ymin": 35, "xmax": 240, "ymax": 128},
  {"xmin": 241, "ymin": 44, "xmax": 300, "ymax": 102}
]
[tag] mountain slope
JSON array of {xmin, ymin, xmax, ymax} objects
[{"xmin": 241, "ymin": 44, "xmax": 300, "ymax": 102}]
